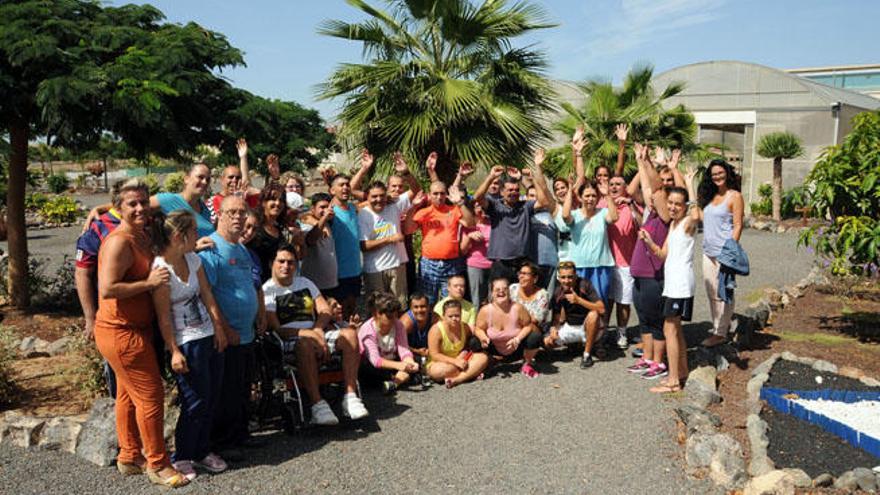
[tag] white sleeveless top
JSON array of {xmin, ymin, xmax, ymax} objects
[
  {"xmin": 153, "ymin": 253, "xmax": 215, "ymax": 346},
  {"xmin": 662, "ymin": 219, "xmax": 695, "ymax": 298}
]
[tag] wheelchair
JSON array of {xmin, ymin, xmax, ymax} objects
[{"xmin": 251, "ymin": 331, "xmax": 362, "ymax": 433}]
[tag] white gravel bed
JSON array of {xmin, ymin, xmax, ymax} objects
[{"xmin": 795, "ymin": 398, "xmax": 880, "ymax": 440}]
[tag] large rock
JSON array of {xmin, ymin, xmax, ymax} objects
[
  {"xmin": 46, "ymin": 337, "xmax": 72, "ymax": 356},
  {"xmin": 853, "ymin": 467, "xmax": 878, "ymax": 492},
  {"xmin": 75, "ymin": 398, "xmax": 118, "ymax": 466},
  {"xmin": 688, "ymin": 366, "xmax": 717, "ymax": 391},
  {"xmin": 37, "ymin": 416, "xmax": 83, "ymax": 453},
  {"xmin": 781, "ymin": 469, "xmax": 812, "ymax": 488},
  {"xmin": 0, "ymin": 412, "xmax": 45, "ymax": 448},
  {"xmin": 811, "ymin": 359, "xmax": 838, "ymax": 373},
  {"xmin": 18, "ymin": 336, "xmax": 37, "ymax": 353},
  {"xmin": 812, "ymin": 473, "xmax": 833, "ymax": 487},
  {"xmin": 744, "ymin": 470, "xmax": 795, "ymax": 495},
  {"xmin": 747, "ymin": 414, "xmax": 774, "ymax": 476},
  {"xmin": 675, "ymin": 405, "xmax": 721, "ymax": 435},
  {"xmin": 751, "ymin": 354, "xmax": 780, "ymax": 378},
  {"xmin": 834, "ymin": 470, "xmax": 859, "ymax": 491},
  {"xmin": 686, "ymin": 433, "xmax": 746, "ymax": 488}
]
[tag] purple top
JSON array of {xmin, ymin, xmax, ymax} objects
[
  {"xmin": 630, "ymin": 211, "xmax": 669, "ymax": 279},
  {"xmin": 358, "ymin": 317, "xmax": 413, "ymax": 368}
]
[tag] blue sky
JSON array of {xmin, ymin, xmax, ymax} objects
[{"xmin": 109, "ymin": 0, "xmax": 879, "ymax": 120}]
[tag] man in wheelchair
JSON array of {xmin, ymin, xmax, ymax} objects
[{"xmin": 262, "ymin": 244, "xmax": 369, "ymax": 426}]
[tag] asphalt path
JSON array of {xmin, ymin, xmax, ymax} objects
[{"xmin": 0, "ymin": 219, "xmax": 815, "ymax": 494}]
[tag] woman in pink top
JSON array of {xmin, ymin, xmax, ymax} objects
[
  {"xmin": 358, "ymin": 292, "xmax": 418, "ymax": 394},
  {"xmin": 460, "ymin": 200, "xmax": 492, "ymax": 305},
  {"xmin": 473, "ymin": 278, "xmax": 543, "ymax": 378}
]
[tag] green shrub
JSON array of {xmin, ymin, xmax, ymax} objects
[
  {"xmin": 25, "ymin": 192, "xmax": 50, "ymax": 211},
  {"xmin": 799, "ymin": 110, "xmax": 880, "ymax": 276},
  {"xmin": 0, "ymin": 326, "xmax": 18, "ymax": 407},
  {"xmin": 750, "ymin": 183, "xmax": 808, "ymax": 219},
  {"xmin": 39, "ymin": 196, "xmax": 82, "ymax": 224},
  {"xmin": 0, "ymin": 256, "xmax": 51, "ymax": 304},
  {"xmin": 163, "ymin": 171, "xmax": 185, "ymax": 193},
  {"xmin": 65, "ymin": 324, "xmax": 107, "ymax": 397},
  {"xmin": 143, "ymin": 173, "xmax": 161, "ymax": 195},
  {"xmin": 46, "ymin": 173, "xmax": 70, "ymax": 194}
]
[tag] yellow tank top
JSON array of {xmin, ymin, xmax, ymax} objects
[{"xmin": 427, "ymin": 322, "xmax": 466, "ymax": 369}]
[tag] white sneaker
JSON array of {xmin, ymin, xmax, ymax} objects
[
  {"xmin": 616, "ymin": 328, "xmax": 629, "ymax": 349},
  {"xmin": 309, "ymin": 400, "xmax": 339, "ymax": 426},
  {"xmin": 341, "ymin": 393, "xmax": 369, "ymax": 420}
]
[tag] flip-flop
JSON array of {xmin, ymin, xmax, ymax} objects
[
  {"xmin": 649, "ymin": 383, "xmax": 682, "ymax": 394},
  {"xmin": 116, "ymin": 460, "xmax": 146, "ymax": 476},
  {"xmin": 147, "ymin": 468, "xmax": 190, "ymax": 488}
]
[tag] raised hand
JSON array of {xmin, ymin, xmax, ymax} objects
[
  {"xmin": 684, "ymin": 163, "xmax": 698, "ymax": 186},
  {"xmin": 468, "ymin": 230, "xmax": 485, "ymax": 242},
  {"xmin": 425, "ymin": 151, "xmax": 438, "ymax": 172},
  {"xmin": 506, "ymin": 167, "xmax": 522, "ymax": 181},
  {"xmin": 459, "ymin": 161, "xmax": 475, "ymax": 177},
  {"xmin": 448, "ymin": 184, "xmax": 464, "ymax": 205},
  {"xmin": 533, "ymin": 148, "xmax": 546, "ymax": 169},
  {"xmin": 488, "ymin": 165, "xmax": 505, "ymax": 178},
  {"xmin": 266, "ymin": 154, "xmax": 280, "ymax": 178},
  {"xmin": 392, "ymin": 151, "xmax": 408, "ymax": 174},
  {"xmin": 670, "ymin": 149, "xmax": 682, "ymax": 167},
  {"xmin": 652, "ymin": 146, "xmax": 667, "ymax": 166},
  {"xmin": 361, "ymin": 149, "xmax": 375, "ymax": 170},
  {"xmin": 614, "ymin": 123, "xmax": 629, "ymax": 142},
  {"xmin": 412, "ymin": 190, "xmax": 427, "ymax": 206},
  {"xmin": 571, "ymin": 125, "xmax": 586, "ymax": 152},
  {"xmin": 236, "ymin": 138, "xmax": 248, "ymax": 159}
]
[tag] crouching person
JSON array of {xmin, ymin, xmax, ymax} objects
[
  {"xmin": 358, "ymin": 292, "xmax": 419, "ymax": 394},
  {"xmin": 546, "ymin": 261, "xmax": 605, "ymax": 369},
  {"xmin": 262, "ymin": 244, "xmax": 368, "ymax": 426},
  {"xmin": 426, "ymin": 299, "xmax": 489, "ymax": 388}
]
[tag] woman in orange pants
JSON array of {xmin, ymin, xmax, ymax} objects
[{"xmin": 94, "ymin": 178, "xmax": 188, "ymax": 488}]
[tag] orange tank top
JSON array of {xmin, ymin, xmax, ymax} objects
[{"xmin": 95, "ymin": 229, "xmax": 155, "ymax": 329}]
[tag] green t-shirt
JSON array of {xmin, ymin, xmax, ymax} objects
[{"xmin": 433, "ymin": 297, "xmax": 477, "ymax": 326}]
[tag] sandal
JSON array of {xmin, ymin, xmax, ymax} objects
[
  {"xmin": 116, "ymin": 460, "xmax": 145, "ymax": 476},
  {"xmin": 649, "ymin": 383, "xmax": 682, "ymax": 394},
  {"xmin": 147, "ymin": 468, "xmax": 190, "ymax": 488}
]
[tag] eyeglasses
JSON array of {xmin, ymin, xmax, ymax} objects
[{"xmin": 223, "ymin": 209, "xmax": 247, "ymax": 218}]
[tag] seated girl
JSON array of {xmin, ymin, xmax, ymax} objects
[
  {"xmin": 474, "ymin": 277, "xmax": 543, "ymax": 378},
  {"xmin": 425, "ymin": 299, "xmax": 489, "ymax": 388},
  {"xmin": 358, "ymin": 292, "xmax": 419, "ymax": 394}
]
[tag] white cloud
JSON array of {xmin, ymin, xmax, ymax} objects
[{"xmin": 583, "ymin": 0, "xmax": 726, "ymax": 58}]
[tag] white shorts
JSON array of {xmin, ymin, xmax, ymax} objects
[
  {"xmin": 610, "ymin": 266, "xmax": 634, "ymax": 305},
  {"xmin": 556, "ymin": 323, "xmax": 586, "ymax": 345}
]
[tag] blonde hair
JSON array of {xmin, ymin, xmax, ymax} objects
[
  {"xmin": 150, "ymin": 210, "xmax": 196, "ymax": 254},
  {"xmin": 113, "ymin": 178, "xmax": 149, "ymax": 208}
]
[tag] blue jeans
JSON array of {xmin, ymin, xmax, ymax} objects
[
  {"xmin": 172, "ymin": 335, "xmax": 224, "ymax": 462},
  {"xmin": 419, "ymin": 257, "xmax": 465, "ymax": 306}
]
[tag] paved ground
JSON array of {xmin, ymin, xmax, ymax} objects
[{"xmin": 0, "ymin": 220, "xmax": 815, "ymax": 494}]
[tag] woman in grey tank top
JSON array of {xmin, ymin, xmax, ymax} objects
[{"xmin": 697, "ymin": 160, "xmax": 744, "ymax": 347}]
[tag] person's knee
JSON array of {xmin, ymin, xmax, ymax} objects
[{"xmin": 524, "ymin": 331, "xmax": 542, "ymax": 350}]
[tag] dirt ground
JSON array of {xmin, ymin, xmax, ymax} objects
[{"xmin": 708, "ymin": 284, "xmax": 880, "ymax": 458}]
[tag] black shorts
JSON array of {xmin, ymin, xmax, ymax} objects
[
  {"xmin": 633, "ymin": 277, "xmax": 665, "ymax": 341},
  {"xmin": 325, "ymin": 276, "xmax": 362, "ymax": 301},
  {"xmin": 661, "ymin": 296, "xmax": 694, "ymax": 322},
  {"xmin": 358, "ymin": 361, "xmax": 396, "ymax": 387}
]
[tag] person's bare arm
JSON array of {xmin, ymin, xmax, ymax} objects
[
  {"xmin": 684, "ymin": 164, "xmax": 703, "ymax": 222},
  {"xmin": 425, "ymin": 151, "xmax": 440, "ymax": 184},
  {"xmin": 472, "ymin": 308, "xmax": 491, "ymax": 348},
  {"xmin": 473, "ymin": 165, "xmax": 504, "ymax": 206},
  {"xmin": 614, "ymin": 124, "xmax": 628, "ymax": 176},
  {"xmin": 98, "ymin": 236, "xmax": 166, "ymax": 299},
  {"xmin": 561, "ymin": 178, "xmax": 580, "ymax": 224},
  {"xmin": 196, "ymin": 265, "xmax": 228, "ymax": 352},
  {"xmin": 349, "ymin": 149, "xmax": 373, "ymax": 202},
  {"xmin": 530, "ymin": 149, "xmax": 554, "ymax": 211},
  {"xmin": 151, "ymin": 285, "xmax": 188, "ymax": 373},
  {"xmin": 392, "ymin": 152, "xmax": 422, "ymax": 199},
  {"xmin": 669, "ymin": 149, "xmax": 685, "ymax": 188},
  {"xmin": 361, "ymin": 232, "xmax": 404, "ymax": 252},
  {"xmin": 451, "ymin": 185, "xmax": 475, "ymax": 228},
  {"xmin": 731, "ymin": 191, "xmax": 744, "ymax": 242},
  {"xmin": 267, "ymin": 311, "xmax": 282, "ymax": 332},
  {"xmin": 237, "ymin": 138, "xmax": 261, "ymax": 195},
  {"xmin": 75, "ymin": 267, "xmax": 98, "ymax": 340},
  {"xmin": 572, "ymin": 125, "xmax": 586, "ymax": 182}
]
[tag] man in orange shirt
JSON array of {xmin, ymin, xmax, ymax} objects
[{"xmin": 408, "ymin": 172, "xmax": 475, "ymax": 305}]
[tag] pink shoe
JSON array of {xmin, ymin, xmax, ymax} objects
[
  {"xmin": 195, "ymin": 452, "xmax": 228, "ymax": 473},
  {"xmin": 521, "ymin": 362, "xmax": 539, "ymax": 378},
  {"xmin": 627, "ymin": 358, "xmax": 651, "ymax": 374},
  {"xmin": 172, "ymin": 460, "xmax": 197, "ymax": 481}
]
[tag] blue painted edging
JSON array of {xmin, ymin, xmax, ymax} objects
[{"xmin": 761, "ymin": 387, "xmax": 880, "ymax": 459}]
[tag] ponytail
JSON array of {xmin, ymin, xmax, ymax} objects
[{"xmin": 150, "ymin": 210, "xmax": 196, "ymax": 254}]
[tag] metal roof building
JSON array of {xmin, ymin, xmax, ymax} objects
[{"xmin": 651, "ymin": 60, "xmax": 880, "ymax": 209}]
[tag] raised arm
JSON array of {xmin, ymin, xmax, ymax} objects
[
  {"xmin": 530, "ymin": 148, "xmax": 554, "ymax": 211},
  {"xmin": 614, "ymin": 123, "xmax": 628, "ymax": 176},
  {"xmin": 425, "ymin": 151, "xmax": 440, "ymax": 184},
  {"xmin": 561, "ymin": 178, "xmax": 579, "ymax": 224},
  {"xmin": 572, "ymin": 125, "xmax": 586, "ymax": 182},
  {"xmin": 237, "ymin": 138, "xmax": 261, "ymax": 196},
  {"xmin": 392, "ymin": 151, "xmax": 422, "ymax": 200},
  {"xmin": 669, "ymin": 149, "xmax": 686, "ymax": 188},
  {"xmin": 473, "ymin": 165, "xmax": 505, "ymax": 206},
  {"xmin": 451, "ymin": 185, "xmax": 475, "ymax": 228},
  {"xmin": 604, "ymin": 191, "xmax": 619, "ymax": 224},
  {"xmin": 349, "ymin": 149, "xmax": 373, "ymax": 202}
]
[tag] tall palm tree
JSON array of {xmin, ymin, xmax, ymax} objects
[
  {"xmin": 549, "ymin": 64, "xmax": 696, "ymax": 178},
  {"xmin": 318, "ymin": 0, "xmax": 556, "ymax": 180},
  {"xmin": 757, "ymin": 131, "xmax": 804, "ymax": 221}
]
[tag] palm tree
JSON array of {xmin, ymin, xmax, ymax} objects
[
  {"xmin": 757, "ymin": 131, "xmax": 804, "ymax": 221},
  {"xmin": 318, "ymin": 0, "xmax": 556, "ymax": 180},
  {"xmin": 550, "ymin": 64, "xmax": 696, "ymax": 178}
]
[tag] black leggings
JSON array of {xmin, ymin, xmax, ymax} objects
[
  {"xmin": 633, "ymin": 277, "xmax": 665, "ymax": 341},
  {"xmin": 482, "ymin": 331, "xmax": 543, "ymax": 359}
]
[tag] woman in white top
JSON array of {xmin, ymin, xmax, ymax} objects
[
  {"xmin": 637, "ymin": 166, "xmax": 700, "ymax": 394},
  {"xmin": 150, "ymin": 210, "xmax": 229, "ymax": 480}
]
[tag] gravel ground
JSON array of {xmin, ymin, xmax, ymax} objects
[
  {"xmin": 766, "ymin": 360, "xmax": 880, "ymax": 393},
  {"xmin": 0, "ymin": 211, "xmax": 814, "ymax": 494}
]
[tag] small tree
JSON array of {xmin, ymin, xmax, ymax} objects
[{"xmin": 757, "ymin": 131, "xmax": 804, "ymax": 221}]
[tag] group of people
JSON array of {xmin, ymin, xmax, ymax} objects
[{"xmin": 74, "ymin": 126, "xmax": 745, "ymax": 488}]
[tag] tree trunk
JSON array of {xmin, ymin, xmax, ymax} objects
[
  {"xmin": 6, "ymin": 122, "xmax": 31, "ymax": 308},
  {"xmin": 103, "ymin": 157, "xmax": 109, "ymax": 192},
  {"xmin": 771, "ymin": 157, "xmax": 783, "ymax": 222}
]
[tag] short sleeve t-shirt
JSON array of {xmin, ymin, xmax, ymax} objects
[
  {"xmin": 198, "ymin": 232, "xmax": 258, "ymax": 344},
  {"xmin": 152, "ymin": 253, "xmax": 214, "ymax": 346},
  {"xmin": 299, "ymin": 223, "xmax": 338, "ymax": 290},
  {"xmin": 554, "ymin": 211, "xmax": 573, "ymax": 263},
  {"xmin": 485, "ymin": 195, "xmax": 535, "ymax": 260},
  {"xmin": 75, "ymin": 209, "xmax": 122, "ymax": 270},
  {"xmin": 209, "ymin": 192, "xmax": 260, "ymax": 224},
  {"xmin": 156, "ymin": 192, "xmax": 215, "ymax": 238},
  {"xmin": 567, "ymin": 208, "xmax": 614, "ymax": 268},
  {"xmin": 412, "ymin": 204, "xmax": 463, "ymax": 260},
  {"xmin": 552, "ymin": 278, "xmax": 601, "ymax": 326},
  {"xmin": 630, "ymin": 211, "xmax": 669, "ymax": 279},
  {"xmin": 528, "ymin": 210, "xmax": 558, "ymax": 267},
  {"xmin": 358, "ymin": 194, "xmax": 410, "ymax": 273},
  {"xmin": 433, "ymin": 297, "xmax": 477, "ymax": 326},
  {"xmin": 607, "ymin": 202, "xmax": 640, "ymax": 267},
  {"xmin": 262, "ymin": 276, "xmax": 321, "ymax": 331},
  {"xmin": 331, "ymin": 202, "xmax": 362, "ymax": 278},
  {"xmin": 461, "ymin": 223, "xmax": 491, "ymax": 269}
]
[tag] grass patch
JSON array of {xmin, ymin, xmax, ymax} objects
[
  {"xmin": 775, "ymin": 330, "xmax": 880, "ymax": 352},
  {"xmin": 744, "ymin": 289, "xmax": 767, "ymax": 304}
]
